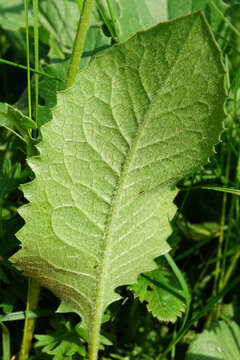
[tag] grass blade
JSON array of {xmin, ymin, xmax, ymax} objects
[
  {"xmin": 24, "ymin": 0, "xmax": 32, "ymax": 119},
  {"xmin": 1, "ymin": 323, "xmax": 10, "ymax": 360},
  {"xmin": 33, "ymin": 0, "xmax": 39, "ymax": 123}
]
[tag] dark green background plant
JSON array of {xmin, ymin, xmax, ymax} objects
[{"xmin": 0, "ymin": 0, "xmax": 240, "ymax": 359}]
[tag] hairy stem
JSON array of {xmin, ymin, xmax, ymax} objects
[
  {"xmin": 65, "ymin": 0, "xmax": 94, "ymax": 89},
  {"xmin": 18, "ymin": 279, "xmax": 40, "ymax": 360}
]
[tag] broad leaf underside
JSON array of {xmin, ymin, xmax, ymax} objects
[{"xmin": 11, "ymin": 13, "xmax": 225, "ymax": 331}]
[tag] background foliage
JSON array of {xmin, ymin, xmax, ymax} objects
[{"xmin": 0, "ymin": 0, "xmax": 240, "ymax": 359}]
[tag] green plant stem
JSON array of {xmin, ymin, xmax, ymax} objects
[
  {"xmin": 19, "ymin": 5, "xmax": 41, "ymax": 358},
  {"xmin": 0, "ymin": 58, "xmax": 60, "ymax": 79},
  {"xmin": 106, "ymin": 0, "xmax": 120, "ymax": 42},
  {"xmin": 18, "ymin": 279, "xmax": 40, "ymax": 360},
  {"xmin": 1, "ymin": 323, "xmax": 10, "ymax": 360},
  {"xmin": 88, "ymin": 299, "xmax": 102, "ymax": 360},
  {"xmin": 212, "ymin": 151, "xmax": 231, "ymax": 295},
  {"xmin": 24, "ymin": 0, "xmax": 32, "ymax": 119},
  {"xmin": 0, "ymin": 200, "xmax": 3, "ymax": 237},
  {"xmin": 65, "ymin": 0, "xmax": 94, "ymax": 89},
  {"xmin": 95, "ymin": 0, "xmax": 116, "ymax": 40},
  {"xmin": 222, "ymin": 249, "xmax": 240, "ymax": 288},
  {"xmin": 218, "ymin": 196, "xmax": 235, "ymax": 294},
  {"xmin": 33, "ymin": 0, "xmax": 39, "ymax": 123}
]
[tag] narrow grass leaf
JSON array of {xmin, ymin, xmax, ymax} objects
[
  {"xmin": 201, "ymin": 186, "xmax": 240, "ymax": 195},
  {"xmin": 1, "ymin": 323, "xmax": 10, "ymax": 360}
]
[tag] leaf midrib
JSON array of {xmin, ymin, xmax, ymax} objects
[{"xmin": 91, "ymin": 14, "xmax": 198, "ymax": 325}]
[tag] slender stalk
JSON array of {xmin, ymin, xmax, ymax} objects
[
  {"xmin": 88, "ymin": 280, "xmax": 105, "ymax": 360},
  {"xmin": 218, "ymin": 195, "xmax": 235, "ymax": 293},
  {"xmin": 222, "ymin": 249, "xmax": 240, "ymax": 288},
  {"xmin": 106, "ymin": 0, "xmax": 120, "ymax": 42},
  {"xmin": 0, "ymin": 58, "xmax": 60, "ymax": 79},
  {"xmin": 65, "ymin": 0, "xmax": 94, "ymax": 89},
  {"xmin": 206, "ymin": 152, "xmax": 230, "ymax": 327},
  {"xmin": 0, "ymin": 199, "xmax": 3, "ymax": 237},
  {"xmin": 24, "ymin": 0, "xmax": 31, "ymax": 119},
  {"xmin": 19, "ymin": 3, "xmax": 41, "ymax": 359},
  {"xmin": 33, "ymin": 0, "xmax": 39, "ymax": 123},
  {"xmin": 95, "ymin": 0, "xmax": 116, "ymax": 40},
  {"xmin": 1, "ymin": 323, "xmax": 10, "ymax": 360},
  {"xmin": 212, "ymin": 151, "xmax": 231, "ymax": 297},
  {"xmin": 18, "ymin": 279, "xmax": 40, "ymax": 360}
]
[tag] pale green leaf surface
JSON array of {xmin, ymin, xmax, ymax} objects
[
  {"xmin": 11, "ymin": 13, "xmax": 225, "ymax": 332},
  {"xmin": 129, "ymin": 258, "xmax": 185, "ymax": 322},
  {"xmin": 38, "ymin": 26, "xmax": 111, "ymax": 127},
  {"xmin": 99, "ymin": 0, "xmax": 228, "ymax": 42},
  {"xmin": 186, "ymin": 320, "xmax": 240, "ymax": 359}
]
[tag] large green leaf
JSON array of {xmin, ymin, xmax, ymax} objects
[
  {"xmin": 129, "ymin": 258, "xmax": 185, "ymax": 322},
  {"xmin": 11, "ymin": 11, "xmax": 225, "ymax": 338},
  {"xmin": 186, "ymin": 320, "xmax": 240, "ymax": 359}
]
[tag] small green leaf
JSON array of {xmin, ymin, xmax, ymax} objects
[
  {"xmin": 186, "ymin": 320, "xmax": 240, "ymax": 359},
  {"xmin": 35, "ymin": 319, "xmax": 87, "ymax": 359},
  {"xmin": 129, "ymin": 258, "xmax": 185, "ymax": 322},
  {"xmin": 0, "ymin": 102, "xmax": 36, "ymax": 141}
]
